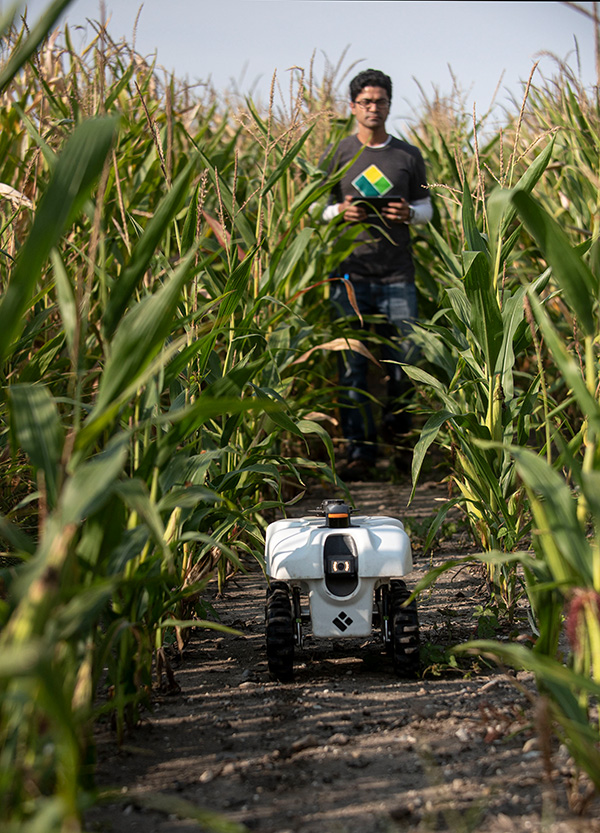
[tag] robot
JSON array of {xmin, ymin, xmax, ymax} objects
[{"xmin": 264, "ymin": 499, "xmax": 419, "ymax": 680}]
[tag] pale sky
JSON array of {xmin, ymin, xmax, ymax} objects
[{"xmin": 15, "ymin": 1, "xmax": 599, "ymax": 131}]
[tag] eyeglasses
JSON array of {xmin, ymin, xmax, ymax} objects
[{"xmin": 354, "ymin": 98, "xmax": 390, "ymax": 110}]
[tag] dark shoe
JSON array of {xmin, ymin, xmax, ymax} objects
[{"xmin": 337, "ymin": 457, "xmax": 376, "ymax": 482}]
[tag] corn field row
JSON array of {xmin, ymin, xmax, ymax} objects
[{"xmin": 1, "ymin": 3, "xmax": 600, "ymax": 830}]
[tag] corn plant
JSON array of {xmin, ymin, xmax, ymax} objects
[
  {"xmin": 448, "ymin": 176, "xmax": 600, "ymax": 791},
  {"xmin": 401, "ymin": 119, "xmax": 560, "ymax": 616},
  {"xmin": 0, "ymin": 8, "xmax": 360, "ymax": 831}
]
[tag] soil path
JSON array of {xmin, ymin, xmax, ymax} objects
[{"xmin": 86, "ymin": 479, "xmax": 600, "ymax": 833}]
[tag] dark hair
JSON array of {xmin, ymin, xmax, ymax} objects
[{"xmin": 349, "ymin": 69, "xmax": 392, "ymax": 102}]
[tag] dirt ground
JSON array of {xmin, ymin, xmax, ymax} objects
[{"xmin": 85, "ymin": 473, "xmax": 600, "ymax": 833}]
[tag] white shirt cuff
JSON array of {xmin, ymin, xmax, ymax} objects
[{"xmin": 408, "ymin": 197, "xmax": 433, "ymax": 225}]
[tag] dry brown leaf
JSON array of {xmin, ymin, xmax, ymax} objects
[
  {"xmin": 0, "ymin": 183, "xmax": 33, "ymax": 208},
  {"xmin": 292, "ymin": 337, "xmax": 380, "ymax": 366}
]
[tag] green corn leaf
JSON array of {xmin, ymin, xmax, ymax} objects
[
  {"xmin": 215, "ymin": 462, "xmax": 281, "ymax": 493},
  {"xmin": 421, "ymin": 500, "xmax": 469, "ymax": 554},
  {"xmin": 217, "ymin": 252, "xmax": 256, "ymax": 322},
  {"xmin": 290, "ymin": 143, "xmax": 365, "ymax": 223},
  {"xmin": 60, "ymin": 434, "xmax": 129, "ymax": 525},
  {"xmin": 297, "ymin": 418, "xmax": 336, "ymax": 471},
  {"xmin": 409, "ymin": 322, "xmax": 461, "ymax": 384},
  {"xmin": 259, "ymin": 405, "xmax": 300, "ymax": 436},
  {"xmin": 509, "ymin": 136, "xmax": 556, "ymax": 205},
  {"xmin": 18, "ymin": 332, "xmax": 66, "ymax": 384},
  {"xmin": 104, "ymin": 61, "xmax": 136, "ymax": 111},
  {"xmin": 427, "ymin": 224, "xmax": 462, "ymax": 281},
  {"xmin": 511, "ymin": 189, "xmax": 598, "ymax": 336},
  {"xmin": 198, "ymin": 151, "xmax": 256, "ymax": 248},
  {"xmin": 444, "ymin": 286, "xmax": 471, "ymax": 329},
  {"xmin": 53, "ymin": 583, "xmax": 116, "ymax": 641},
  {"xmin": 412, "ymin": 553, "xmax": 477, "ymax": 596},
  {"xmin": 403, "ymin": 361, "xmax": 470, "ymax": 415},
  {"xmin": 159, "ymin": 450, "xmax": 226, "ymax": 492},
  {"xmin": 0, "ymin": 640, "xmax": 46, "ymax": 677},
  {"xmin": 461, "ymin": 179, "xmax": 487, "ymax": 254},
  {"xmin": 437, "ymin": 129, "xmax": 461, "ymax": 183},
  {"xmin": 0, "ymin": 116, "xmax": 118, "ymax": 365},
  {"xmin": 157, "ymin": 486, "xmax": 221, "ymax": 512},
  {"xmin": 261, "ymin": 227, "xmax": 314, "ymax": 294},
  {"xmin": 181, "ymin": 179, "xmax": 200, "ymax": 252},
  {"xmin": 103, "ymin": 155, "xmax": 200, "ymax": 339},
  {"xmin": 244, "ymin": 96, "xmax": 269, "ymax": 138},
  {"xmin": 402, "ymin": 364, "xmax": 450, "ymax": 398},
  {"xmin": 159, "ymin": 618, "xmax": 241, "ymax": 636},
  {"xmin": 458, "ymin": 432, "xmax": 508, "ymax": 515},
  {"xmin": 495, "ymin": 284, "xmax": 527, "ymax": 396},
  {"xmin": 566, "ymin": 85, "xmax": 595, "ymax": 148},
  {"xmin": 458, "ymin": 639, "xmax": 600, "ymax": 701},
  {"xmin": 114, "ymin": 479, "xmax": 171, "ymax": 563},
  {"xmin": 34, "ymin": 62, "xmax": 73, "ymax": 121},
  {"xmin": 11, "ymin": 101, "xmax": 56, "ymax": 168},
  {"xmin": 578, "ymin": 470, "xmax": 600, "ymax": 523},
  {"xmin": 50, "ymin": 249, "xmax": 77, "ymax": 356},
  {"xmin": 410, "ymin": 409, "xmax": 454, "ymax": 501},
  {"xmin": 92, "ymin": 246, "xmax": 198, "ymax": 419},
  {"xmin": 153, "ymin": 398, "xmax": 273, "ymax": 470},
  {"xmin": 458, "ymin": 638, "xmax": 600, "ymax": 779},
  {"xmin": 0, "ymin": 515, "xmax": 36, "ymax": 554},
  {"xmin": 487, "ymin": 138, "xmax": 555, "ymax": 265},
  {"xmin": 509, "ymin": 444, "xmax": 593, "ymax": 583},
  {"xmin": 7, "ymin": 383, "xmax": 64, "ymax": 509},
  {"xmin": 463, "ymin": 250, "xmax": 503, "ymax": 373},
  {"xmin": 261, "ymin": 125, "xmax": 314, "ymax": 196},
  {"xmin": 74, "ymin": 337, "xmax": 187, "ymax": 455},
  {"xmin": 527, "ymin": 289, "xmax": 600, "ymax": 427},
  {"xmin": 289, "ymin": 175, "xmax": 342, "ymax": 224},
  {"xmin": 160, "ymin": 318, "xmax": 220, "ymax": 386},
  {"xmin": 0, "ymin": 0, "xmax": 74, "ymax": 93}
]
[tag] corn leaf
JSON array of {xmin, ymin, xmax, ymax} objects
[
  {"xmin": 261, "ymin": 125, "xmax": 314, "ymax": 196},
  {"xmin": 0, "ymin": 0, "xmax": 74, "ymax": 93},
  {"xmin": 509, "ymin": 444, "xmax": 593, "ymax": 583},
  {"xmin": 463, "ymin": 250, "xmax": 503, "ymax": 373},
  {"xmin": 511, "ymin": 189, "xmax": 598, "ymax": 336},
  {"xmin": 458, "ymin": 639, "xmax": 600, "ymax": 732},
  {"xmin": 92, "ymin": 246, "xmax": 198, "ymax": 419},
  {"xmin": 50, "ymin": 250, "xmax": 77, "ymax": 356},
  {"xmin": 0, "ymin": 640, "xmax": 47, "ymax": 677},
  {"xmin": 461, "ymin": 179, "xmax": 487, "ymax": 254},
  {"xmin": 0, "ymin": 116, "xmax": 118, "ymax": 365},
  {"xmin": 103, "ymin": 155, "xmax": 200, "ymax": 339},
  {"xmin": 487, "ymin": 138, "xmax": 555, "ymax": 264},
  {"xmin": 60, "ymin": 434, "xmax": 129, "ymax": 525},
  {"xmin": 410, "ymin": 409, "xmax": 453, "ymax": 500},
  {"xmin": 527, "ymin": 289, "xmax": 600, "ymax": 428},
  {"xmin": 7, "ymin": 383, "xmax": 64, "ymax": 508}
]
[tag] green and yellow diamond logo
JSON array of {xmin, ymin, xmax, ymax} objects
[{"xmin": 352, "ymin": 165, "xmax": 393, "ymax": 197}]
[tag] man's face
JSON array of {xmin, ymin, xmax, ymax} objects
[{"xmin": 350, "ymin": 85, "xmax": 390, "ymax": 130}]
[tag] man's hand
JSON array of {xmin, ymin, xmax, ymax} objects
[
  {"xmin": 339, "ymin": 196, "xmax": 411, "ymax": 224},
  {"xmin": 338, "ymin": 195, "xmax": 367, "ymax": 223},
  {"xmin": 382, "ymin": 198, "xmax": 411, "ymax": 223}
]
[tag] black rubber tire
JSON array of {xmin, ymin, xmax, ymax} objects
[
  {"xmin": 390, "ymin": 580, "xmax": 420, "ymax": 678},
  {"xmin": 265, "ymin": 583, "xmax": 294, "ymax": 681}
]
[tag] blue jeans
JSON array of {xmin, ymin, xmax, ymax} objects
[{"xmin": 330, "ymin": 279, "xmax": 418, "ymax": 463}]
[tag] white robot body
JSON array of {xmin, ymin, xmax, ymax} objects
[
  {"xmin": 265, "ymin": 514, "xmax": 412, "ymax": 638},
  {"xmin": 263, "ymin": 500, "xmax": 419, "ymax": 679}
]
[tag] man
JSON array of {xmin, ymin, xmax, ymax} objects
[{"xmin": 322, "ymin": 68, "xmax": 432, "ymax": 479}]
